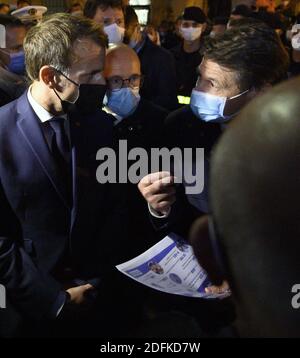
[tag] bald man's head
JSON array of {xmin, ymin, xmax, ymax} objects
[
  {"xmin": 210, "ymin": 77, "xmax": 300, "ymax": 337},
  {"xmin": 104, "ymin": 44, "xmax": 141, "ymax": 80}
]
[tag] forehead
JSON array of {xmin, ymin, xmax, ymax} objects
[
  {"xmin": 200, "ymin": 58, "xmax": 236, "ymax": 81},
  {"xmin": 96, "ymin": 6, "xmax": 124, "ymax": 20},
  {"xmin": 181, "ymin": 20, "xmax": 201, "ymax": 26},
  {"xmin": 71, "ymin": 38, "xmax": 105, "ymax": 70},
  {"xmin": 6, "ymin": 26, "xmax": 26, "ymax": 44},
  {"xmin": 73, "ymin": 38, "xmax": 103, "ymax": 58},
  {"xmin": 105, "ymin": 52, "xmax": 141, "ymax": 76}
]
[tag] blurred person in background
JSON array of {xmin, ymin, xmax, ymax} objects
[
  {"xmin": 158, "ymin": 19, "xmax": 182, "ymax": 50},
  {"xmin": 230, "ymin": 4, "xmax": 253, "ymax": 20},
  {"xmin": 11, "ymin": 5, "xmax": 48, "ymax": 30},
  {"xmin": 170, "ymin": 6, "xmax": 208, "ymax": 105},
  {"xmin": 0, "ymin": 14, "xmax": 27, "ymax": 106},
  {"xmin": 210, "ymin": 17, "xmax": 228, "ymax": 37},
  {"xmin": 84, "ymin": 0, "xmax": 125, "ymax": 46},
  {"xmin": 68, "ymin": 2, "xmax": 84, "ymax": 16},
  {"xmin": 0, "ymin": 3, "xmax": 10, "ymax": 15},
  {"xmin": 143, "ymin": 24, "xmax": 160, "ymax": 46},
  {"xmin": 124, "ymin": 5, "xmax": 178, "ymax": 111}
]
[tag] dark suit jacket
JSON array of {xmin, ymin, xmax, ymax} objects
[
  {"xmin": 0, "ymin": 93, "xmax": 116, "ymax": 321},
  {"xmin": 138, "ymin": 37, "xmax": 178, "ymax": 111},
  {"xmin": 112, "ymin": 99, "xmax": 168, "ymax": 259}
]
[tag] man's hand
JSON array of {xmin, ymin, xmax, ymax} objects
[
  {"xmin": 66, "ymin": 284, "xmax": 94, "ymax": 305},
  {"xmin": 205, "ymin": 281, "xmax": 230, "ymax": 295},
  {"xmin": 138, "ymin": 172, "xmax": 176, "ymax": 215}
]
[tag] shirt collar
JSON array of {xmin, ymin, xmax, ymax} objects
[{"xmin": 27, "ymin": 85, "xmax": 67, "ymax": 123}]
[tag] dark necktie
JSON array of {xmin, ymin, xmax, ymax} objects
[
  {"xmin": 49, "ymin": 117, "xmax": 72, "ymax": 206},
  {"xmin": 49, "ymin": 117, "xmax": 71, "ymax": 164}
]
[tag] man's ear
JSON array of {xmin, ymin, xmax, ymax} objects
[
  {"xmin": 39, "ymin": 66, "xmax": 61, "ymax": 90},
  {"xmin": 202, "ymin": 23, "xmax": 207, "ymax": 33},
  {"xmin": 189, "ymin": 215, "xmax": 225, "ymax": 286},
  {"xmin": 252, "ymin": 83, "xmax": 273, "ymax": 97}
]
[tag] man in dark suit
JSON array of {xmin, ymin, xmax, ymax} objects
[
  {"xmin": 123, "ymin": 6, "xmax": 178, "ymax": 111},
  {"xmin": 139, "ymin": 22, "xmax": 290, "ymax": 217},
  {"xmin": 103, "ymin": 44, "xmax": 169, "ymax": 260},
  {"xmin": 0, "ymin": 13, "xmax": 121, "ymax": 337}
]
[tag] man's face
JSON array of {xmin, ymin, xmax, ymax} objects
[
  {"xmin": 0, "ymin": 25, "xmax": 26, "ymax": 66},
  {"xmin": 104, "ymin": 51, "xmax": 141, "ymax": 91},
  {"xmin": 93, "ymin": 6, "xmax": 125, "ymax": 28},
  {"xmin": 59, "ymin": 38, "xmax": 106, "ymax": 103},
  {"xmin": 196, "ymin": 58, "xmax": 240, "ymax": 98},
  {"xmin": 212, "ymin": 24, "xmax": 227, "ymax": 35},
  {"xmin": 6, "ymin": 26, "xmax": 26, "ymax": 53},
  {"xmin": 181, "ymin": 20, "xmax": 204, "ymax": 30},
  {"xmin": 0, "ymin": 5, "xmax": 10, "ymax": 14},
  {"xmin": 195, "ymin": 58, "xmax": 251, "ymax": 116}
]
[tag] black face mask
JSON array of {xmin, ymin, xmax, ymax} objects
[
  {"xmin": 53, "ymin": 70, "xmax": 107, "ymax": 114},
  {"xmin": 75, "ymin": 84, "xmax": 107, "ymax": 114}
]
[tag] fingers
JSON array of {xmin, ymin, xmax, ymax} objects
[
  {"xmin": 205, "ymin": 281, "xmax": 230, "ymax": 295},
  {"xmin": 139, "ymin": 172, "xmax": 174, "ymax": 187},
  {"xmin": 84, "ymin": 284, "xmax": 94, "ymax": 291},
  {"xmin": 139, "ymin": 172, "xmax": 176, "ymax": 199},
  {"xmin": 144, "ymin": 184, "xmax": 176, "ymax": 201},
  {"xmin": 138, "ymin": 172, "xmax": 178, "ymax": 214}
]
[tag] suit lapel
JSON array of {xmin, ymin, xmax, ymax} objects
[{"xmin": 16, "ymin": 93, "xmax": 71, "ymax": 210}]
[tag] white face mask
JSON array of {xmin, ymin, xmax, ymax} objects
[
  {"xmin": 286, "ymin": 29, "xmax": 292, "ymax": 42},
  {"xmin": 104, "ymin": 23, "xmax": 125, "ymax": 45},
  {"xmin": 180, "ymin": 26, "xmax": 202, "ymax": 42},
  {"xmin": 292, "ymin": 32, "xmax": 300, "ymax": 51},
  {"xmin": 107, "ymin": 87, "xmax": 141, "ymax": 118},
  {"xmin": 190, "ymin": 89, "xmax": 249, "ymax": 123}
]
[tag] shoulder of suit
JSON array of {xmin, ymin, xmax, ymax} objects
[
  {"xmin": 165, "ymin": 105, "xmax": 192, "ymax": 124},
  {"xmin": 0, "ymin": 96, "xmax": 19, "ymax": 125},
  {"xmin": 142, "ymin": 38, "xmax": 173, "ymax": 59},
  {"xmin": 139, "ymin": 98, "xmax": 168, "ymax": 114}
]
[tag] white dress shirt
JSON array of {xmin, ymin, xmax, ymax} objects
[{"xmin": 27, "ymin": 86, "xmax": 70, "ymax": 140}]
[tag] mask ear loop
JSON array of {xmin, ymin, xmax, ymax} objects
[
  {"xmin": 228, "ymin": 89, "xmax": 250, "ymax": 101},
  {"xmin": 54, "ymin": 69, "xmax": 80, "ymax": 87},
  {"xmin": 222, "ymin": 89, "xmax": 251, "ymax": 119},
  {"xmin": 51, "ymin": 68, "xmax": 80, "ymax": 109}
]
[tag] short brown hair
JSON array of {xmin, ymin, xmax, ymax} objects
[
  {"xmin": 84, "ymin": 0, "xmax": 123, "ymax": 19},
  {"xmin": 24, "ymin": 13, "xmax": 108, "ymax": 81},
  {"xmin": 204, "ymin": 22, "xmax": 290, "ymax": 91}
]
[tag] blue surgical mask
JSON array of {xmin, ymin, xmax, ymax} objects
[
  {"xmin": 107, "ymin": 87, "xmax": 140, "ymax": 118},
  {"xmin": 7, "ymin": 50, "xmax": 25, "ymax": 75},
  {"xmin": 190, "ymin": 89, "xmax": 249, "ymax": 123}
]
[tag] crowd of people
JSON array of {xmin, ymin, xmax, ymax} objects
[{"xmin": 0, "ymin": 0, "xmax": 299, "ymax": 338}]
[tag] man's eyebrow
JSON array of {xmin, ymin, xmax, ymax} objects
[{"xmin": 207, "ymin": 76, "xmax": 220, "ymax": 86}]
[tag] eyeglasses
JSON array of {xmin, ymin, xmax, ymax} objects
[{"xmin": 107, "ymin": 74, "xmax": 144, "ymax": 91}]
